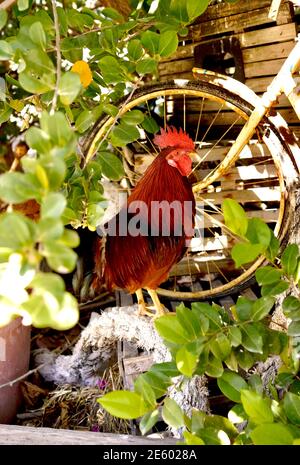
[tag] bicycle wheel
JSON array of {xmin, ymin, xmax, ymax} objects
[{"xmin": 83, "ymin": 77, "xmax": 300, "ymax": 301}]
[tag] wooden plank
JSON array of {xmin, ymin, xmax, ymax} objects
[
  {"xmin": 243, "ymin": 41, "xmax": 294, "ymax": 63},
  {"xmin": 202, "ymin": 209, "xmax": 278, "ymax": 227},
  {"xmin": 160, "ymin": 23, "xmax": 296, "ymax": 66},
  {"xmin": 0, "ymin": 424, "xmax": 176, "ymax": 445},
  {"xmin": 199, "ymin": 187, "xmax": 281, "ymax": 203},
  {"xmin": 189, "ymin": 3, "xmax": 293, "ymax": 41},
  {"xmin": 194, "ymin": 0, "xmax": 275, "ymax": 23},
  {"xmin": 239, "ymin": 22, "xmax": 296, "ymax": 47},
  {"xmin": 245, "ymin": 58, "xmax": 285, "ymax": 78},
  {"xmin": 197, "ymin": 164, "xmax": 277, "ymax": 182}
]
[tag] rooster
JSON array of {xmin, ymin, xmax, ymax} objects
[{"xmin": 94, "ymin": 126, "xmax": 196, "ymax": 317}]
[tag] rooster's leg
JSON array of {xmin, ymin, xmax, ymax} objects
[
  {"xmin": 136, "ymin": 289, "xmax": 153, "ymax": 317},
  {"xmin": 146, "ymin": 289, "xmax": 166, "ymax": 318}
]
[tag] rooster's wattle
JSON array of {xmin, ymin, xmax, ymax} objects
[{"xmin": 94, "ymin": 126, "xmax": 196, "ymax": 316}]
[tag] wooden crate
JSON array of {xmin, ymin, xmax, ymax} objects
[{"xmin": 158, "ymin": 0, "xmax": 300, "ymax": 136}]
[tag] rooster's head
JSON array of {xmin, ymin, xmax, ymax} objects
[{"xmin": 154, "ymin": 126, "xmax": 195, "ymax": 177}]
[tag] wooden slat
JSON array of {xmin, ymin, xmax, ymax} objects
[
  {"xmin": 198, "ymin": 164, "xmax": 277, "ymax": 182},
  {"xmin": 194, "ymin": 0, "xmax": 275, "ymax": 23},
  {"xmin": 239, "ymin": 22, "xmax": 296, "ymax": 47},
  {"xmin": 245, "ymin": 58, "xmax": 285, "ymax": 78},
  {"xmin": 202, "ymin": 209, "xmax": 278, "ymax": 227},
  {"xmin": 160, "ymin": 23, "xmax": 296, "ymax": 66},
  {"xmin": 198, "ymin": 187, "xmax": 281, "ymax": 204},
  {"xmin": 242, "ymin": 41, "xmax": 294, "ymax": 63},
  {"xmin": 0, "ymin": 424, "xmax": 177, "ymax": 445},
  {"xmin": 189, "ymin": 3, "xmax": 293, "ymax": 41}
]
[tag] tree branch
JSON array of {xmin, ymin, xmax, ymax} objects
[
  {"xmin": 0, "ymin": 0, "xmax": 17, "ymax": 10},
  {"xmin": 50, "ymin": 0, "xmax": 61, "ymax": 114}
]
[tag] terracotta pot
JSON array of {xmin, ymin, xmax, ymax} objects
[{"xmin": 0, "ymin": 318, "xmax": 31, "ymax": 423}]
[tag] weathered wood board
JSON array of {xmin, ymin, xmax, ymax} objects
[{"xmin": 0, "ymin": 424, "xmax": 177, "ymax": 445}]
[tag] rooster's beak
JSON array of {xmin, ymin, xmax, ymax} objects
[{"xmin": 189, "ymin": 151, "xmax": 199, "ymax": 162}]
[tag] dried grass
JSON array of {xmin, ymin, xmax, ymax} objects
[{"xmin": 18, "ymin": 363, "xmax": 130, "ymax": 434}]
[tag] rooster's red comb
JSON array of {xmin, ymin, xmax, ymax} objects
[{"xmin": 153, "ymin": 126, "xmax": 195, "ymax": 151}]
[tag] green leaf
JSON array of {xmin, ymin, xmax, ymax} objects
[
  {"xmin": 41, "ymin": 193, "xmax": 67, "ymax": 219},
  {"xmin": 0, "ymin": 40, "xmax": 13, "ymax": 60},
  {"xmin": 127, "ymin": 39, "xmax": 143, "ymax": 61},
  {"xmin": 110, "ymin": 123, "xmax": 140, "ymax": 147},
  {"xmin": 140, "ymin": 410, "xmax": 160, "ymax": 436},
  {"xmin": 176, "ymin": 303, "xmax": 201, "ymax": 339},
  {"xmin": 150, "ymin": 361, "xmax": 179, "ymax": 378},
  {"xmin": 246, "ymin": 217, "xmax": 271, "ymax": 247},
  {"xmin": 255, "ymin": 266, "xmax": 282, "ymax": 285},
  {"xmin": 218, "ymin": 370, "xmax": 248, "ymax": 403},
  {"xmin": 231, "ymin": 243, "xmax": 264, "ymax": 268},
  {"xmin": 261, "ymin": 280, "xmax": 289, "ymax": 297},
  {"xmin": 281, "ymin": 243, "xmax": 299, "ymax": 277},
  {"xmin": 251, "ymin": 296, "xmax": 275, "ymax": 321},
  {"xmin": 162, "ymin": 398, "xmax": 184, "ymax": 429},
  {"xmin": 40, "ymin": 111, "xmax": 73, "ymax": 147},
  {"xmin": 241, "ymin": 324, "xmax": 263, "ymax": 353},
  {"xmin": 136, "ymin": 58, "xmax": 157, "ymax": 75},
  {"xmin": 37, "ymin": 218, "xmax": 64, "ymax": 241},
  {"xmin": 187, "ymin": 0, "xmax": 210, "ymax": 20},
  {"xmin": 134, "ymin": 376, "xmax": 156, "ymax": 409},
  {"xmin": 24, "ymin": 48, "xmax": 55, "ymax": 76},
  {"xmin": 228, "ymin": 404, "xmax": 247, "ymax": 424},
  {"xmin": 170, "ymin": 0, "xmax": 189, "ymax": 22},
  {"xmin": 99, "ymin": 56, "xmax": 125, "ymax": 84},
  {"xmin": 176, "ymin": 345, "xmax": 198, "ymax": 377},
  {"xmin": 42, "ymin": 241, "xmax": 77, "ymax": 273},
  {"xmin": 288, "ymin": 321, "xmax": 300, "ymax": 337},
  {"xmin": 29, "ymin": 22, "xmax": 47, "ymax": 50},
  {"xmin": 210, "ymin": 333, "xmax": 231, "ymax": 360},
  {"xmin": 59, "ymin": 72, "xmax": 82, "ymax": 105},
  {"xmin": 25, "ymin": 127, "xmax": 52, "ymax": 154},
  {"xmin": 98, "ymin": 390, "xmax": 149, "ymax": 419},
  {"xmin": 0, "ymin": 10, "xmax": 8, "ymax": 30},
  {"xmin": 283, "ymin": 296, "xmax": 300, "ymax": 320},
  {"xmin": 97, "ymin": 151, "xmax": 124, "ymax": 181},
  {"xmin": 75, "ymin": 110, "xmax": 94, "ymax": 134},
  {"xmin": 266, "ymin": 231, "xmax": 280, "ymax": 262},
  {"xmin": 0, "ymin": 212, "xmax": 35, "ymax": 249},
  {"xmin": 0, "ymin": 104, "xmax": 12, "ymax": 124},
  {"xmin": 141, "ymin": 115, "xmax": 160, "ymax": 134},
  {"xmin": 19, "ymin": 71, "xmax": 53, "ymax": 94},
  {"xmin": 155, "ymin": 314, "xmax": 190, "ymax": 344},
  {"xmin": 205, "ymin": 354, "xmax": 224, "ymax": 378},
  {"xmin": 248, "ymin": 374, "xmax": 263, "ymax": 395},
  {"xmin": 235, "ymin": 349, "xmax": 253, "ymax": 371},
  {"xmin": 204, "ymin": 414, "xmax": 238, "ymax": 439},
  {"xmin": 58, "ymin": 229, "xmax": 80, "ymax": 248},
  {"xmin": 137, "ymin": 371, "xmax": 171, "ymax": 399},
  {"xmin": 158, "ymin": 31, "xmax": 178, "ymax": 58},
  {"xmin": 228, "ymin": 326, "xmax": 242, "ymax": 347},
  {"xmin": 222, "ymin": 199, "xmax": 248, "ymax": 237},
  {"xmin": 191, "ymin": 302, "xmax": 222, "ymax": 330},
  {"xmin": 240, "ymin": 390, "xmax": 273, "ymax": 424},
  {"xmin": 141, "ymin": 31, "xmax": 160, "ymax": 55},
  {"xmin": 235, "ymin": 296, "xmax": 253, "ymax": 321},
  {"xmin": 183, "ymin": 431, "xmax": 204, "ymax": 445},
  {"xmin": 0, "ymin": 172, "xmax": 42, "ymax": 203},
  {"xmin": 17, "ymin": 0, "xmax": 29, "ymax": 11},
  {"xmin": 250, "ymin": 423, "xmax": 293, "ymax": 445},
  {"xmin": 283, "ymin": 392, "xmax": 300, "ymax": 425},
  {"xmin": 121, "ymin": 110, "xmax": 144, "ymax": 126}
]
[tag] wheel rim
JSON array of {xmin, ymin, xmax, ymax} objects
[{"xmin": 83, "ymin": 80, "xmax": 297, "ymax": 300}]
